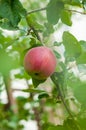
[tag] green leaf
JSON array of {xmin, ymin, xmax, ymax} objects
[
  {"xmin": 47, "ymin": 118, "xmax": 82, "ymax": 130},
  {"xmin": 78, "ymin": 65, "xmax": 86, "ymax": 74},
  {"xmin": 0, "ymin": 0, "xmax": 26, "ymax": 30},
  {"xmin": 62, "ymin": 31, "xmax": 81, "ymax": 59},
  {"xmin": 54, "ymin": 50, "xmax": 61, "ymax": 58},
  {"xmin": 43, "ymin": 22, "xmax": 54, "ymax": 36},
  {"xmin": 72, "ymin": 81, "xmax": 86, "ymax": 108},
  {"xmin": 32, "ymin": 78, "xmax": 46, "ymax": 88},
  {"xmin": 61, "ymin": 10, "xmax": 72, "ymax": 26},
  {"xmin": 54, "ymin": 41, "xmax": 62, "ymax": 46},
  {"xmin": 0, "ymin": 49, "xmax": 19, "ymax": 75},
  {"xmin": 63, "ymin": 118, "xmax": 81, "ymax": 130},
  {"xmin": 51, "ymin": 72, "xmax": 65, "ymax": 93},
  {"xmin": 76, "ymin": 40, "xmax": 86, "ymax": 64},
  {"xmin": 79, "ymin": 40, "xmax": 86, "ymax": 51},
  {"xmin": 76, "ymin": 52, "xmax": 86, "ymax": 64},
  {"xmin": 77, "ymin": 118, "xmax": 86, "ymax": 129},
  {"xmin": 38, "ymin": 92, "xmax": 49, "ymax": 99},
  {"xmin": 70, "ymin": 0, "xmax": 81, "ymax": 6},
  {"xmin": 47, "ymin": 123, "xmax": 76, "ymax": 130},
  {"xmin": 13, "ymin": 0, "xmax": 26, "ymax": 16},
  {"xmin": 47, "ymin": 126, "xmax": 64, "ymax": 130},
  {"xmin": 26, "ymin": 14, "xmax": 43, "ymax": 31},
  {"xmin": 15, "ymin": 69, "xmax": 30, "ymax": 79},
  {"xmin": 46, "ymin": 0, "xmax": 64, "ymax": 25},
  {"xmin": 63, "ymin": 0, "xmax": 81, "ymax": 6},
  {"xmin": 68, "ymin": 75, "xmax": 86, "ymax": 109}
]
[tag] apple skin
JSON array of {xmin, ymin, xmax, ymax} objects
[{"xmin": 24, "ymin": 46, "xmax": 57, "ymax": 80}]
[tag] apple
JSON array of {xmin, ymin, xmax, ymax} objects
[{"xmin": 24, "ymin": 46, "xmax": 57, "ymax": 80}]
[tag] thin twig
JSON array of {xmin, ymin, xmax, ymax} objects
[
  {"xmin": 26, "ymin": 6, "xmax": 86, "ymax": 16},
  {"xmin": 65, "ymin": 8, "xmax": 86, "ymax": 15},
  {"xmin": 32, "ymin": 27, "xmax": 42, "ymax": 42},
  {"xmin": 27, "ymin": 7, "xmax": 47, "ymax": 15}
]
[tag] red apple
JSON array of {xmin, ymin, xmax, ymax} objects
[{"xmin": 24, "ymin": 46, "xmax": 57, "ymax": 80}]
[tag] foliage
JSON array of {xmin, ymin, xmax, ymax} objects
[{"xmin": 0, "ymin": 0, "xmax": 86, "ymax": 130}]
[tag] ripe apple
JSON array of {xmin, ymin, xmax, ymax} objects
[{"xmin": 24, "ymin": 46, "xmax": 57, "ymax": 80}]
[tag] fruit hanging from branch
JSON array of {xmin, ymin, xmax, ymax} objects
[{"xmin": 24, "ymin": 46, "xmax": 57, "ymax": 80}]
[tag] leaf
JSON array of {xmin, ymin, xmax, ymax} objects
[
  {"xmin": 68, "ymin": 75, "xmax": 86, "ymax": 109},
  {"xmin": 15, "ymin": 70, "xmax": 30, "ymax": 80},
  {"xmin": 26, "ymin": 14, "xmax": 43, "ymax": 31},
  {"xmin": 32, "ymin": 78, "xmax": 46, "ymax": 88},
  {"xmin": 76, "ymin": 40, "xmax": 86, "ymax": 64},
  {"xmin": 70, "ymin": 0, "xmax": 81, "ymax": 6},
  {"xmin": 76, "ymin": 52, "xmax": 86, "ymax": 64},
  {"xmin": 47, "ymin": 126, "xmax": 64, "ymax": 130},
  {"xmin": 54, "ymin": 41, "xmax": 62, "ymax": 46},
  {"xmin": 77, "ymin": 118, "xmax": 86, "ymax": 129},
  {"xmin": 79, "ymin": 40, "xmax": 86, "ymax": 51},
  {"xmin": 78, "ymin": 65, "xmax": 86, "ymax": 74},
  {"xmin": 61, "ymin": 10, "xmax": 72, "ymax": 26},
  {"xmin": 0, "ymin": 0, "xmax": 26, "ymax": 30},
  {"xmin": 47, "ymin": 121, "xmax": 78, "ymax": 130},
  {"xmin": 63, "ymin": 118, "xmax": 81, "ymax": 130},
  {"xmin": 62, "ymin": 31, "xmax": 81, "ymax": 59},
  {"xmin": 47, "ymin": 118, "xmax": 81, "ymax": 130},
  {"xmin": 13, "ymin": 0, "xmax": 26, "ymax": 16},
  {"xmin": 72, "ymin": 81, "xmax": 86, "ymax": 109},
  {"xmin": 63, "ymin": 0, "xmax": 81, "ymax": 6},
  {"xmin": 43, "ymin": 22, "xmax": 54, "ymax": 36},
  {"xmin": 38, "ymin": 92, "xmax": 49, "ymax": 99},
  {"xmin": 46, "ymin": 0, "xmax": 64, "ymax": 25},
  {"xmin": 51, "ymin": 72, "xmax": 65, "ymax": 94},
  {"xmin": 0, "ymin": 49, "xmax": 19, "ymax": 75},
  {"xmin": 54, "ymin": 50, "xmax": 61, "ymax": 58}
]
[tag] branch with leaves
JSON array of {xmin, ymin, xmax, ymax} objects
[
  {"xmin": 51, "ymin": 72, "xmax": 81, "ymax": 130},
  {"xmin": 27, "ymin": 7, "xmax": 86, "ymax": 15}
]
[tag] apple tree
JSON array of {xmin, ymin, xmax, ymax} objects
[{"xmin": 0, "ymin": 0, "xmax": 86, "ymax": 130}]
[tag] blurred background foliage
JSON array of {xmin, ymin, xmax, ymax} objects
[{"xmin": 0, "ymin": 0, "xmax": 86, "ymax": 130}]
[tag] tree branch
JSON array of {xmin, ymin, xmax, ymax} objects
[
  {"xmin": 33, "ymin": 107, "xmax": 42, "ymax": 130},
  {"xmin": 31, "ymin": 27, "xmax": 42, "ymax": 42},
  {"xmin": 4, "ymin": 74, "xmax": 18, "ymax": 114},
  {"xmin": 65, "ymin": 8, "xmax": 86, "ymax": 15},
  {"xmin": 27, "ymin": 7, "xmax": 47, "ymax": 15},
  {"xmin": 51, "ymin": 72, "xmax": 81, "ymax": 130},
  {"xmin": 26, "ymin": 6, "xmax": 86, "ymax": 16}
]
